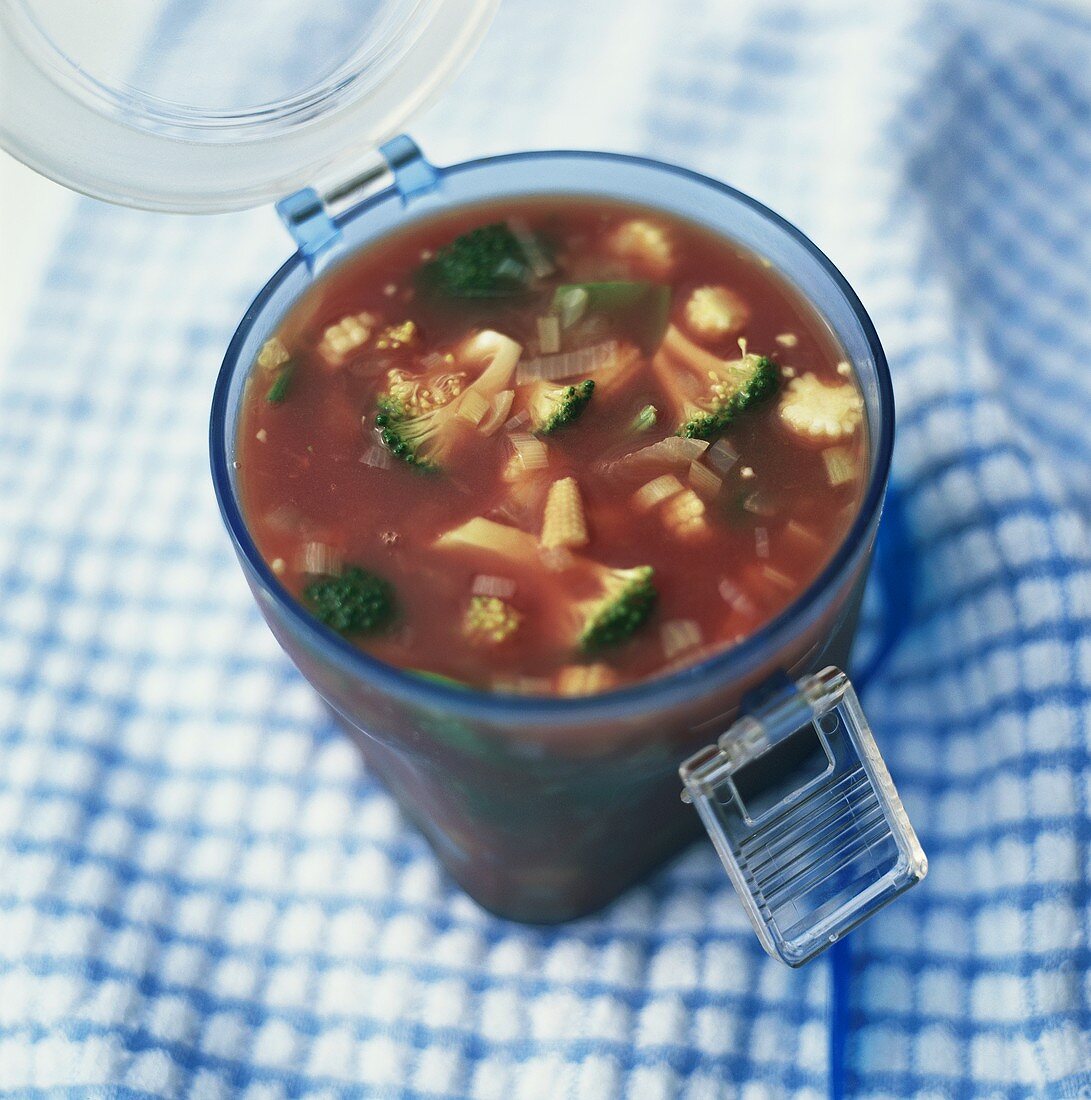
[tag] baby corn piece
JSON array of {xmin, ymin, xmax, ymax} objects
[
  {"xmin": 463, "ymin": 595, "xmax": 522, "ymax": 645},
  {"xmin": 257, "ymin": 337, "xmax": 290, "ymax": 372},
  {"xmin": 556, "ymin": 663, "xmax": 619, "ymax": 696},
  {"xmin": 661, "ymin": 488, "xmax": 709, "ymax": 540},
  {"xmin": 540, "ymin": 476, "xmax": 589, "ymax": 550},
  {"xmin": 319, "ymin": 312, "xmax": 377, "ymax": 366}
]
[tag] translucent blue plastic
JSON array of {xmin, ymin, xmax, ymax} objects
[{"xmin": 210, "ymin": 146, "xmax": 895, "ymax": 923}]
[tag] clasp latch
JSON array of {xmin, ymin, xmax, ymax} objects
[{"xmin": 680, "ymin": 667, "xmax": 926, "ymax": 966}]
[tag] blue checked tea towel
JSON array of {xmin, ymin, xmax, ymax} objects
[{"xmin": 1, "ymin": 0, "xmax": 1090, "ymax": 1096}]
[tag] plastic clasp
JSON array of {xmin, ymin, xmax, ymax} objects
[
  {"xmin": 276, "ymin": 187, "xmax": 342, "ymax": 275},
  {"xmin": 680, "ymin": 666, "xmax": 926, "ymax": 966},
  {"xmin": 276, "ymin": 136, "xmax": 440, "ymax": 274}
]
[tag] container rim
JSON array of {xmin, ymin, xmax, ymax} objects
[{"xmin": 210, "ymin": 148, "xmax": 895, "ymax": 725}]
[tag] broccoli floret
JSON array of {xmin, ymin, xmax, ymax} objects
[
  {"xmin": 654, "ymin": 325, "xmax": 779, "ymax": 440},
  {"xmin": 674, "ymin": 355, "xmax": 776, "ymax": 439},
  {"xmin": 304, "ymin": 566, "xmax": 395, "ymax": 634},
  {"xmin": 375, "ymin": 397, "xmax": 458, "ymax": 471},
  {"xmin": 463, "ymin": 595, "xmax": 522, "ymax": 645},
  {"xmin": 433, "ymin": 517, "xmax": 656, "ymax": 653},
  {"xmin": 417, "ymin": 223, "xmax": 533, "ymax": 298},
  {"xmin": 525, "ymin": 378, "xmax": 595, "ymax": 434},
  {"xmin": 376, "ymin": 331, "xmax": 521, "ymax": 471}
]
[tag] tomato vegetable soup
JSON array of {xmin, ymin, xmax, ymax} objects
[{"xmin": 236, "ymin": 199, "xmax": 867, "ymax": 695}]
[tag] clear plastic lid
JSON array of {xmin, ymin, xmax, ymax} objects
[{"xmin": 0, "ymin": 0, "xmax": 498, "ymax": 212}]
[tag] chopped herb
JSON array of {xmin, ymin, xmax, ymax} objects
[{"xmin": 266, "ymin": 362, "xmax": 295, "ymax": 405}]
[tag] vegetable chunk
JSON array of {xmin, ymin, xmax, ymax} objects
[
  {"xmin": 653, "ymin": 324, "xmax": 778, "ymax": 440},
  {"xmin": 434, "ymin": 517, "xmax": 656, "ymax": 653},
  {"xmin": 778, "ymin": 372, "xmax": 863, "ymax": 443},
  {"xmin": 526, "ymin": 378, "xmax": 595, "ymax": 435},
  {"xmin": 304, "ymin": 567, "xmax": 395, "ymax": 635},
  {"xmin": 463, "ymin": 595, "xmax": 522, "ymax": 644},
  {"xmin": 376, "ymin": 331, "xmax": 522, "ymax": 471},
  {"xmin": 417, "ymin": 223, "xmax": 535, "ymax": 298},
  {"xmin": 541, "ymin": 477, "xmax": 590, "ymax": 550},
  {"xmin": 319, "ymin": 312, "xmax": 377, "ymax": 366},
  {"xmin": 684, "ymin": 286, "xmax": 749, "ymax": 342},
  {"xmin": 605, "ymin": 219, "xmax": 675, "ymax": 279}
]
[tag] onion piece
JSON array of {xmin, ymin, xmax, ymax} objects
[
  {"xmin": 537, "ymin": 315, "xmax": 561, "ymax": 355},
  {"xmin": 298, "ymin": 541, "xmax": 342, "ymax": 576},
  {"xmin": 761, "ymin": 565, "xmax": 795, "ymax": 591},
  {"xmin": 784, "ymin": 520, "xmax": 823, "ymax": 551},
  {"xmin": 754, "ymin": 526, "xmax": 770, "ymax": 559},
  {"xmin": 718, "ymin": 577, "xmax": 758, "ymax": 617},
  {"xmin": 503, "ymin": 409, "xmax": 531, "ymax": 433},
  {"xmin": 516, "ymin": 340, "xmax": 618, "ymax": 384},
  {"xmin": 553, "ymin": 286, "xmax": 588, "ymax": 329},
  {"xmin": 823, "ymin": 446, "xmax": 857, "ymax": 486},
  {"xmin": 508, "ymin": 432, "xmax": 549, "ymax": 471},
  {"xmin": 705, "ymin": 439, "xmax": 739, "ymax": 476},
  {"xmin": 472, "ymin": 574, "xmax": 517, "ymax": 599},
  {"xmin": 360, "ymin": 444, "xmax": 393, "ymax": 469},
  {"xmin": 458, "ymin": 331, "xmax": 523, "ymax": 381},
  {"xmin": 661, "ymin": 619, "xmax": 703, "ymax": 661},
  {"xmin": 495, "ymin": 256, "xmax": 532, "ymax": 284},
  {"xmin": 688, "ymin": 460, "xmax": 722, "ymax": 499},
  {"xmin": 508, "ymin": 217, "xmax": 555, "ymax": 278},
  {"xmin": 420, "ymin": 351, "xmax": 448, "ymax": 371},
  {"xmin": 478, "ymin": 390, "xmax": 515, "ymax": 436},
  {"xmin": 742, "ymin": 490, "xmax": 778, "ymax": 517},
  {"xmin": 612, "ymin": 436, "xmax": 709, "ymax": 473},
  {"xmin": 632, "ymin": 474, "xmax": 685, "ymax": 512},
  {"xmin": 456, "ymin": 389, "xmax": 490, "ymax": 426}
]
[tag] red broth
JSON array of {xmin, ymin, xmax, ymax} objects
[{"xmin": 236, "ymin": 199, "xmax": 866, "ymax": 694}]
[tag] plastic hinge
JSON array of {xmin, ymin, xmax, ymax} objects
[
  {"xmin": 679, "ymin": 666, "xmax": 927, "ymax": 966},
  {"xmin": 380, "ymin": 135, "xmax": 440, "ymax": 201},
  {"xmin": 277, "ymin": 136, "xmax": 440, "ymax": 273},
  {"xmin": 276, "ymin": 188, "xmax": 341, "ymax": 274}
]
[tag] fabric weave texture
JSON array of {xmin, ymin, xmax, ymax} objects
[{"xmin": 1, "ymin": 0, "xmax": 1090, "ymax": 1096}]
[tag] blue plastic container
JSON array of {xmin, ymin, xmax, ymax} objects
[{"xmin": 208, "ymin": 143, "xmax": 923, "ymax": 942}]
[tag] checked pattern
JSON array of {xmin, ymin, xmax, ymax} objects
[{"xmin": 1, "ymin": 0, "xmax": 1089, "ymax": 1096}]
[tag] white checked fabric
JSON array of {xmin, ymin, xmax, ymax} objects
[{"xmin": 1, "ymin": 0, "xmax": 1090, "ymax": 1096}]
